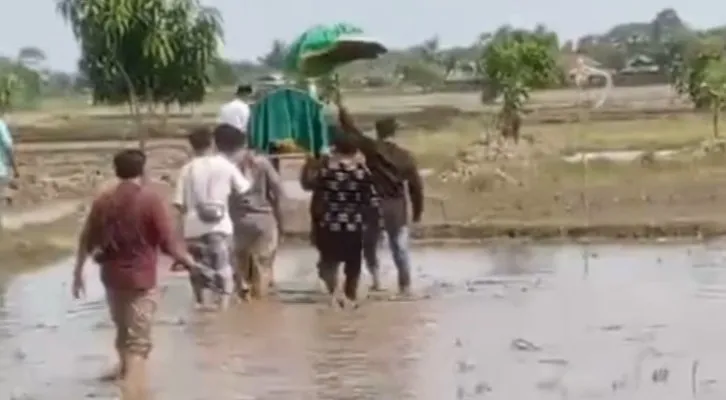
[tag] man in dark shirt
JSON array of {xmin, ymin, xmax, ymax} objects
[
  {"xmin": 334, "ymin": 96, "xmax": 424, "ymax": 295},
  {"xmin": 71, "ymin": 149, "xmax": 195, "ymax": 397}
]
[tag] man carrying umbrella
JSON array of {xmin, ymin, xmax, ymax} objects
[
  {"xmin": 332, "ymin": 94, "xmax": 423, "ymax": 295},
  {"xmin": 287, "ymin": 22, "xmax": 425, "ymax": 294}
]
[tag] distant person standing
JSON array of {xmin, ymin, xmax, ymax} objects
[
  {"xmin": 218, "ymin": 84, "xmax": 253, "ymax": 134},
  {"xmin": 71, "ymin": 149, "xmax": 197, "ymax": 398},
  {"xmin": 0, "ymin": 118, "xmax": 19, "ymax": 231},
  {"xmin": 173, "ymin": 126, "xmax": 252, "ymax": 310}
]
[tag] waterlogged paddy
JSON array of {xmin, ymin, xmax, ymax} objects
[{"xmin": 2, "ymin": 242, "xmax": 726, "ymax": 399}]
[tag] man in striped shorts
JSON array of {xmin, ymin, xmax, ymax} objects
[{"xmin": 173, "ymin": 126, "xmax": 252, "ymax": 310}]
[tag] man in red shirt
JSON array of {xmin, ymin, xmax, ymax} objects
[{"xmin": 71, "ymin": 149, "xmax": 195, "ymax": 398}]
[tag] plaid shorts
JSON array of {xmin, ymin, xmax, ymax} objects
[{"xmin": 186, "ymin": 233, "xmax": 235, "ymax": 295}]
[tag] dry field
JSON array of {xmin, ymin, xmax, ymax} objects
[
  {"xmin": 4, "ymin": 85, "xmax": 726, "ymax": 243},
  {"xmin": 3, "ymin": 84, "xmax": 689, "ymax": 141}
]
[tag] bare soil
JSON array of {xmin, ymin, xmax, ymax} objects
[
  {"xmin": 5, "ymin": 84, "xmax": 694, "ymax": 143},
  {"xmin": 5, "ymin": 117, "xmax": 726, "ymax": 244},
  {"xmin": 7, "ymin": 105, "xmax": 698, "ymax": 144}
]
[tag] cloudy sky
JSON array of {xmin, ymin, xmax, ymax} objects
[{"xmin": 1, "ymin": 0, "xmax": 722, "ymax": 71}]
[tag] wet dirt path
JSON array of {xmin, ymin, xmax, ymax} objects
[{"xmin": 3, "ymin": 242, "xmax": 726, "ymax": 399}]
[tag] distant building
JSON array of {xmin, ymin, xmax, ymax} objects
[
  {"xmin": 619, "ymin": 55, "xmax": 660, "ymax": 74},
  {"xmin": 560, "ymin": 53, "xmax": 603, "ymax": 72}
]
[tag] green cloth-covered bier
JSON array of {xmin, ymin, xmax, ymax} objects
[{"xmin": 248, "ymin": 87, "xmax": 330, "ymax": 156}]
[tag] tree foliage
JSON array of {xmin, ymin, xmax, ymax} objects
[
  {"xmin": 395, "ymin": 60, "xmax": 445, "ymax": 91},
  {"xmin": 479, "ymin": 29, "xmax": 559, "ymax": 140},
  {"xmin": 670, "ymin": 37, "xmax": 726, "ymax": 109},
  {"xmin": 0, "ymin": 54, "xmax": 43, "ymax": 112},
  {"xmin": 0, "ymin": 72, "xmax": 21, "ymax": 115},
  {"xmin": 700, "ymin": 53, "xmax": 726, "ymax": 138},
  {"xmin": 18, "ymin": 6, "xmax": 726, "ymax": 110},
  {"xmin": 56, "ymin": 0, "xmax": 223, "ymax": 112},
  {"xmin": 17, "ymin": 47, "xmax": 47, "ymax": 68},
  {"xmin": 258, "ymin": 40, "xmax": 288, "ymax": 71}
]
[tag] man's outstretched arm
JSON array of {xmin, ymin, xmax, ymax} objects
[{"xmin": 334, "ymin": 99, "xmax": 378, "ymax": 159}]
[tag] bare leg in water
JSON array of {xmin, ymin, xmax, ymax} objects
[
  {"xmin": 120, "ymin": 353, "xmax": 149, "ymax": 399},
  {"xmin": 318, "ymin": 259, "xmax": 339, "ymax": 307},
  {"xmin": 98, "ymin": 354, "xmax": 125, "ymax": 382}
]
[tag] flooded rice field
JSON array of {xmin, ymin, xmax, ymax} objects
[{"xmin": 2, "ymin": 242, "xmax": 726, "ymax": 399}]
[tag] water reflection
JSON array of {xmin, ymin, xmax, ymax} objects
[
  {"xmin": 2, "ymin": 243, "xmax": 726, "ymax": 398},
  {"xmin": 486, "ymin": 242, "xmax": 555, "ymax": 277},
  {"xmin": 687, "ymin": 241, "xmax": 726, "ymax": 300}
]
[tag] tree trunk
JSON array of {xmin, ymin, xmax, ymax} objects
[
  {"xmin": 499, "ymin": 102, "xmax": 521, "ymax": 142},
  {"xmin": 713, "ymin": 99, "xmax": 720, "ymax": 139},
  {"xmin": 162, "ymin": 102, "xmax": 171, "ymax": 129}
]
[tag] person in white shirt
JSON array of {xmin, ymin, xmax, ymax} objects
[
  {"xmin": 173, "ymin": 126, "xmax": 251, "ymax": 310},
  {"xmin": 217, "ymin": 84, "xmax": 252, "ymax": 134}
]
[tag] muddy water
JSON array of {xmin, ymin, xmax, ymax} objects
[{"xmin": 2, "ymin": 243, "xmax": 726, "ymax": 399}]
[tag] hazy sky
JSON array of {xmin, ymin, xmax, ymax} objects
[{"xmin": 1, "ymin": 0, "xmax": 723, "ymax": 71}]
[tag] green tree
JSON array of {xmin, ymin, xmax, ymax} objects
[
  {"xmin": 17, "ymin": 46, "xmax": 46, "ymax": 67},
  {"xmin": 395, "ymin": 60, "xmax": 445, "ymax": 91},
  {"xmin": 701, "ymin": 58, "xmax": 726, "ymax": 138},
  {"xmin": 414, "ymin": 36, "xmax": 440, "ymax": 64},
  {"xmin": 671, "ymin": 37, "xmax": 725, "ymax": 110},
  {"xmin": 0, "ymin": 72, "xmax": 22, "ymax": 115},
  {"xmin": 479, "ymin": 28, "xmax": 559, "ymax": 141},
  {"xmin": 0, "ymin": 56, "xmax": 42, "ymax": 111},
  {"xmin": 56, "ymin": 0, "xmax": 222, "ymax": 147},
  {"xmin": 208, "ymin": 57, "xmax": 239, "ymax": 88},
  {"xmin": 258, "ymin": 40, "xmax": 287, "ymax": 71}
]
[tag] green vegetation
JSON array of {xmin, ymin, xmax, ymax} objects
[
  {"xmin": 479, "ymin": 28, "xmax": 560, "ymax": 141},
  {"xmin": 55, "ymin": 0, "xmax": 222, "ymax": 146},
  {"xmin": 0, "ymin": 50, "xmax": 46, "ymax": 113},
  {"xmin": 3, "ymin": 6, "xmax": 726, "ymax": 140},
  {"xmin": 702, "ymin": 57, "xmax": 726, "ymax": 137}
]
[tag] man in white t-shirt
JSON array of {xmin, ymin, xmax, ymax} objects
[
  {"xmin": 217, "ymin": 84, "xmax": 252, "ymax": 134},
  {"xmin": 173, "ymin": 126, "xmax": 251, "ymax": 310}
]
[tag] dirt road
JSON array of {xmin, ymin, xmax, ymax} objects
[{"xmin": 2, "ymin": 242, "xmax": 726, "ymax": 399}]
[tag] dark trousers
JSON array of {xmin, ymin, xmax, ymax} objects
[{"xmin": 316, "ymin": 228, "xmax": 364, "ymax": 300}]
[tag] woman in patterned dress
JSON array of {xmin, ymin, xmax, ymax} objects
[{"xmin": 313, "ymin": 133, "xmax": 379, "ymax": 307}]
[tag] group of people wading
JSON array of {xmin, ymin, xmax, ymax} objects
[{"xmin": 68, "ymin": 87, "xmax": 423, "ymax": 398}]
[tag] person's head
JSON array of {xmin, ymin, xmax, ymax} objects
[
  {"xmin": 330, "ymin": 130, "xmax": 358, "ymax": 156},
  {"xmin": 187, "ymin": 126, "xmax": 213, "ymax": 155},
  {"xmin": 113, "ymin": 149, "xmax": 146, "ymax": 180},
  {"xmin": 235, "ymin": 84, "xmax": 253, "ymax": 99},
  {"xmin": 375, "ymin": 117, "xmax": 398, "ymax": 140},
  {"xmin": 213, "ymin": 123, "xmax": 247, "ymax": 154}
]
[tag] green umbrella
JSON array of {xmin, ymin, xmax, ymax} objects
[{"xmin": 284, "ymin": 23, "xmax": 387, "ymax": 77}]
